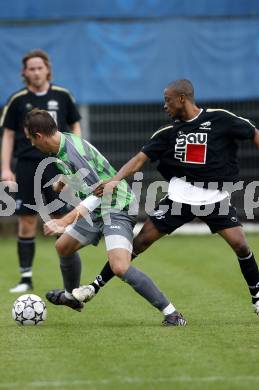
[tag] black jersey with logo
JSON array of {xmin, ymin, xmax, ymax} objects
[
  {"xmin": 142, "ymin": 108, "xmax": 255, "ymax": 184},
  {"xmin": 0, "ymin": 84, "xmax": 81, "ymax": 160}
]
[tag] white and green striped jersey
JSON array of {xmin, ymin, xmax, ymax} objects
[{"xmin": 55, "ymin": 133, "xmax": 135, "ymax": 214}]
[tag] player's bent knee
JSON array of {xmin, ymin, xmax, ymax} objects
[
  {"xmin": 19, "ymin": 226, "xmax": 36, "ymax": 237},
  {"xmin": 232, "ymin": 242, "xmax": 250, "ymax": 257},
  {"xmin": 18, "ymin": 217, "xmax": 37, "ymax": 237},
  {"xmin": 55, "ymin": 239, "xmax": 73, "ymax": 257},
  {"xmin": 109, "ymin": 260, "xmax": 129, "ymax": 277},
  {"xmin": 106, "ymin": 239, "xmax": 132, "ymax": 276}
]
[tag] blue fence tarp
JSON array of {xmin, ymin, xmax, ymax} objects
[
  {"xmin": 1, "ymin": 0, "xmax": 259, "ymax": 19},
  {"xmin": 1, "ymin": 18, "xmax": 259, "ymax": 104}
]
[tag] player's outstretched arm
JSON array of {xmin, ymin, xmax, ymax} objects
[
  {"xmin": 94, "ymin": 151, "xmax": 149, "ymax": 196},
  {"xmin": 113, "ymin": 151, "xmax": 149, "ymax": 181}
]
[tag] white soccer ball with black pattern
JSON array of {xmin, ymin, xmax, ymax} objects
[{"xmin": 12, "ymin": 294, "xmax": 47, "ymax": 326}]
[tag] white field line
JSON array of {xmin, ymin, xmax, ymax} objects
[{"xmin": 1, "ymin": 376, "xmax": 259, "ymax": 388}]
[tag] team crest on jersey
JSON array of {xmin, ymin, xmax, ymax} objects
[
  {"xmin": 47, "ymin": 100, "xmax": 59, "ymax": 110},
  {"xmin": 25, "ymin": 103, "xmax": 33, "ymax": 111},
  {"xmin": 175, "ymin": 132, "xmax": 207, "ymax": 164}
]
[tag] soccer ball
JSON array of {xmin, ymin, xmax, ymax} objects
[{"xmin": 12, "ymin": 294, "xmax": 47, "ymax": 326}]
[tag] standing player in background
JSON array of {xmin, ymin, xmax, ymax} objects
[
  {"xmin": 73, "ymin": 79, "xmax": 259, "ymax": 318},
  {"xmin": 0, "ymin": 49, "xmax": 81, "ymax": 293}
]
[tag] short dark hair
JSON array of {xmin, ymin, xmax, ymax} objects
[
  {"xmin": 167, "ymin": 79, "xmax": 195, "ymax": 102},
  {"xmin": 22, "ymin": 49, "xmax": 52, "ymax": 83},
  {"xmin": 24, "ymin": 109, "xmax": 57, "ymax": 137}
]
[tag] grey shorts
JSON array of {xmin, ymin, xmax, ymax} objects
[{"xmin": 65, "ymin": 211, "xmax": 136, "ymax": 253}]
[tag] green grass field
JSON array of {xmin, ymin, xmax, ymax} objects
[{"xmin": 0, "ymin": 234, "xmax": 259, "ymax": 390}]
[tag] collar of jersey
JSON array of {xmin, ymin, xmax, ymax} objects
[
  {"xmin": 56, "ymin": 133, "xmax": 66, "ymax": 158},
  {"xmin": 185, "ymin": 108, "xmax": 203, "ymax": 122}
]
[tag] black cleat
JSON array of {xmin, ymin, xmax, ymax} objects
[
  {"xmin": 162, "ymin": 311, "xmax": 187, "ymax": 327},
  {"xmin": 46, "ymin": 289, "xmax": 84, "ymax": 312}
]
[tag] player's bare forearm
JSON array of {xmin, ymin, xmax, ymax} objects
[
  {"xmin": 44, "ymin": 203, "xmax": 89, "ymax": 235},
  {"xmin": 59, "ymin": 203, "xmax": 89, "ymax": 226},
  {"xmin": 1, "ymin": 128, "xmax": 16, "ymax": 182},
  {"xmin": 70, "ymin": 122, "xmax": 81, "ymax": 136},
  {"xmin": 1, "ymin": 128, "xmax": 15, "ymax": 171},
  {"xmin": 253, "ymin": 128, "xmax": 259, "ymax": 149},
  {"xmin": 94, "ymin": 151, "xmax": 149, "ymax": 196},
  {"xmin": 113, "ymin": 151, "xmax": 149, "ymax": 181}
]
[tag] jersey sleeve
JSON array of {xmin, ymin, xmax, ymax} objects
[
  {"xmin": 57, "ymin": 135, "xmax": 101, "ymax": 199},
  {"xmin": 71, "ymin": 154, "xmax": 101, "ymax": 187},
  {"xmin": 0, "ymin": 98, "xmax": 19, "ymax": 130},
  {"xmin": 65, "ymin": 92, "xmax": 81, "ymax": 125},
  {"xmin": 141, "ymin": 127, "xmax": 171, "ymax": 161},
  {"xmin": 227, "ymin": 113, "xmax": 255, "ymax": 140},
  {"xmin": 66, "ymin": 155, "xmax": 101, "ymax": 199}
]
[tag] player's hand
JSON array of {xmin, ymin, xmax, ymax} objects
[
  {"xmin": 52, "ymin": 180, "xmax": 67, "ymax": 192},
  {"xmin": 94, "ymin": 181, "xmax": 106, "ymax": 197},
  {"xmin": 103, "ymin": 181, "xmax": 120, "ymax": 195},
  {"xmin": 94, "ymin": 180, "xmax": 119, "ymax": 197},
  {"xmin": 52, "ymin": 176, "xmax": 66, "ymax": 192},
  {"xmin": 1, "ymin": 169, "xmax": 17, "ymax": 190},
  {"xmin": 1, "ymin": 169, "xmax": 16, "ymax": 182},
  {"xmin": 43, "ymin": 219, "xmax": 67, "ymax": 236}
]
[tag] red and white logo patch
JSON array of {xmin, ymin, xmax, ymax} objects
[{"xmin": 175, "ymin": 133, "xmax": 207, "ymax": 164}]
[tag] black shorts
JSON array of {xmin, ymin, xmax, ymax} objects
[
  {"xmin": 15, "ymin": 158, "xmax": 68, "ymax": 216},
  {"xmin": 150, "ymin": 196, "xmax": 242, "ymax": 234}
]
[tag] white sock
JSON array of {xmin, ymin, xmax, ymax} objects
[
  {"xmin": 162, "ymin": 303, "xmax": 176, "ymax": 316},
  {"xmin": 21, "ymin": 271, "xmax": 32, "ymax": 278},
  {"xmin": 65, "ymin": 290, "xmax": 74, "ymax": 300}
]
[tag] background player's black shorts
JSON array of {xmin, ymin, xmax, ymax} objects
[
  {"xmin": 150, "ymin": 196, "xmax": 242, "ymax": 234},
  {"xmin": 15, "ymin": 158, "xmax": 68, "ymax": 216}
]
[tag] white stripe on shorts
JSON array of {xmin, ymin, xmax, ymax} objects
[
  {"xmin": 105, "ymin": 234, "xmax": 133, "ymax": 253},
  {"xmin": 65, "ymin": 224, "xmax": 88, "ymax": 245}
]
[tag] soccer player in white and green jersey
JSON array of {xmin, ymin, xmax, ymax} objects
[{"xmin": 24, "ymin": 108, "xmax": 186, "ymax": 326}]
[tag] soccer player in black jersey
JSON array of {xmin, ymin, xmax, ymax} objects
[
  {"xmin": 0, "ymin": 49, "xmax": 81, "ymax": 293},
  {"xmin": 72, "ymin": 79, "xmax": 259, "ymax": 318}
]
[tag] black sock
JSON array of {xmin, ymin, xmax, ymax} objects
[
  {"xmin": 238, "ymin": 252, "xmax": 259, "ymax": 303},
  {"xmin": 21, "ymin": 277, "xmax": 32, "ymax": 284},
  {"xmin": 91, "ymin": 281, "xmax": 100, "ymax": 293},
  {"xmin": 89, "ymin": 272, "xmax": 108, "ymax": 293},
  {"xmin": 90, "ymin": 253, "xmax": 138, "ymax": 293},
  {"xmin": 60, "ymin": 253, "xmax": 82, "ymax": 293},
  {"xmin": 17, "ymin": 237, "xmax": 35, "ymax": 282}
]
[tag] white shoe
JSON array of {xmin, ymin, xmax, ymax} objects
[
  {"xmin": 72, "ymin": 285, "xmax": 96, "ymax": 302},
  {"xmin": 252, "ymin": 300, "xmax": 259, "ymax": 315},
  {"xmin": 252, "ymin": 291, "xmax": 259, "ymax": 314},
  {"xmin": 9, "ymin": 282, "xmax": 33, "ymax": 293}
]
